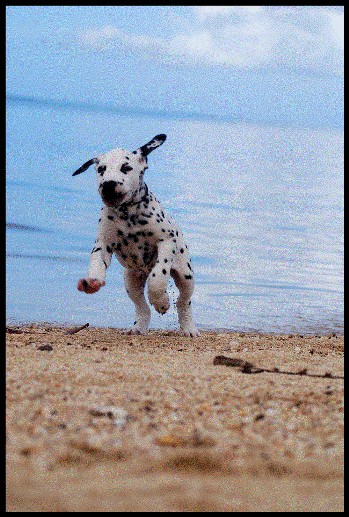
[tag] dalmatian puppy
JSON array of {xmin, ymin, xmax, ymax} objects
[{"xmin": 73, "ymin": 134, "xmax": 199, "ymax": 337}]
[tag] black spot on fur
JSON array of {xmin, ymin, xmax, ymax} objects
[
  {"xmin": 120, "ymin": 163, "xmax": 133, "ymax": 174},
  {"xmin": 107, "ymin": 215, "xmax": 114, "ymax": 220},
  {"xmin": 128, "ymin": 233, "xmax": 139, "ymax": 243},
  {"xmin": 184, "ymin": 274, "xmax": 192, "ymax": 280},
  {"xmin": 162, "ymin": 269, "xmax": 167, "ymax": 275}
]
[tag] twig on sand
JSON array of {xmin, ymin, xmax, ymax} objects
[
  {"xmin": 6, "ymin": 327, "xmax": 48, "ymax": 335},
  {"xmin": 6, "ymin": 327, "xmax": 25, "ymax": 334},
  {"xmin": 6, "ymin": 326, "xmax": 52, "ymax": 335},
  {"xmin": 213, "ymin": 355, "xmax": 344, "ymax": 380},
  {"xmin": 65, "ymin": 323, "xmax": 89, "ymax": 335}
]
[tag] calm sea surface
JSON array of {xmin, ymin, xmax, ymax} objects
[{"xmin": 6, "ymin": 98, "xmax": 343, "ymax": 334}]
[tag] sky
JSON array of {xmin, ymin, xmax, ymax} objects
[{"xmin": 6, "ymin": 5, "xmax": 344, "ymax": 128}]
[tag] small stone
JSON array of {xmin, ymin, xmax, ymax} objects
[
  {"xmin": 89, "ymin": 406, "xmax": 128, "ymax": 428},
  {"xmin": 37, "ymin": 344, "xmax": 53, "ymax": 351}
]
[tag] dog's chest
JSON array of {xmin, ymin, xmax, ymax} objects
[
  {"xmin": 111, "ymin": 229, "xmax": 158, "ymax": 272},
  {"xmin": 101, "ymin": 193, "xmax": 180, "ymax": 272}
]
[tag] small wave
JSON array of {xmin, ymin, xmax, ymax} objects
[
  {"xmin": 6, "ymin": 223, "xmax": 50, "ymax": 233},
  {"xmin": 7, "ymin": 252, "xmax": 84, "ymax": 263},
  {"xmin": 7, "ymin": 94, "xmax": 239, "ymax": 124}
]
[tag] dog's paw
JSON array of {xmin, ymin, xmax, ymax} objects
[
  {"xmin": 179, "ymin": 325, "xmax": 200, "ymax": 337},
  {"xmin": 77, "ymin": 278, "xmax": 105, "ymax": 294},
  {"xmin": 127, "ymin": 326, "xmax": 147, "ymax": 335},
  {"xmin": 149, "ymin": 292, "xmax": 170, "ymax": 314}
]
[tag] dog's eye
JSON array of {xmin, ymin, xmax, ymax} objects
[
  {"xmin": 120, "ymin": 163, "xmax": 133, "ymax": 174},
  {"xmin": 98, "ymin": 165, "xmax": 106, "ymax": 175}
]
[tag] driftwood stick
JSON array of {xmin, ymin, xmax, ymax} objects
[
  {"xmin": 213, "ymin": 355, "xmax": 344, "ymax": 380},
  {"xmin": 65, "ymin": 323, "xmax": 89, "ymax": 335}
]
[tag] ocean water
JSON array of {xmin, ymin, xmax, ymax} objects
[{"xmin": 6, "ymin": 97, "xmax": 344, "ymax": 334}]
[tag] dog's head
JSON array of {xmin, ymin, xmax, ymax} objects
[{"xmin": 73, "ymin": 134, "xmax": 166, "ymax": 208}]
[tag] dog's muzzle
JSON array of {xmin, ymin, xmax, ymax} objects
[{"xmin": 101, "ymin": 181, "xmax": 126, "ymax": 207}]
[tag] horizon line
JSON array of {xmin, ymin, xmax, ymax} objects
[{"xmin": 6, "ymin": 93, "xmax": 343, "ymax": 130}]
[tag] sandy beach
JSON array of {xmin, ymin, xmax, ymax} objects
[{"xmin": 6, "ymin": 324, "xmax": 344, "ymax": 512}]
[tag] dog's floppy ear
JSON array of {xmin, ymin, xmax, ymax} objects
[
  {"xmin": 72, "ymin": 158, "xmax": 98, "ymax": 176},
  {"xmin": 135, "ymin": 134, "xmax": 167, "ymax": 157}
]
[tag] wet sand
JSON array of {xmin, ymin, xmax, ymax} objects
[{"xmin": 6, "ymin": 324, "xmax": 344, "ymax": 512}]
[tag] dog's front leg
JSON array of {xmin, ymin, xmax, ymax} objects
[
  {"xmin": 147, "ymin": 240, "xmax": 174, "ymax": 314},
  {"xmin": 77, "ymin": 240, "xmax": 112, "ymax": 294}
]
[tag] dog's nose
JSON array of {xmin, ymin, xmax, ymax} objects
[
  {"xmin": 101, "ymin": 181, "xmax": 117, "ymax": 199},
  {"xmin": 101, "ymin": 181, "xmax": 125, "ymax": 205}
]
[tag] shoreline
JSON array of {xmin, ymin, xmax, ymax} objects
[
  {"xmin": 6, "ymin": 324, "xmax": 344, "ymax": 512},
  {"xmin": 6, "ymin": 320, "xmax": 345, "ymax": 337}
]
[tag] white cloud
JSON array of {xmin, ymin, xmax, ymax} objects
[
  {"xmin": 78, "ymin": 25, "xmax": 163, "ymax": 52},
  {"xmin": 327, "ymin": 11, "xmax": 344, "ymax": 50},
  {"xmin": 77, "ymin": 6, "xmax": 343, "ymax": 75},
  {"xmin": 78, "ymin": 26, "xmax": 120, "ymax": 50}
]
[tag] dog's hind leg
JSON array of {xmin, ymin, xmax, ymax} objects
[
  {"xmin": 123, "ymin": 269, "xmax": 151, "ymax": 335},
  {"xmin": 171, "ymin": 268, "xmax": 200, "ymax": 337}
]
